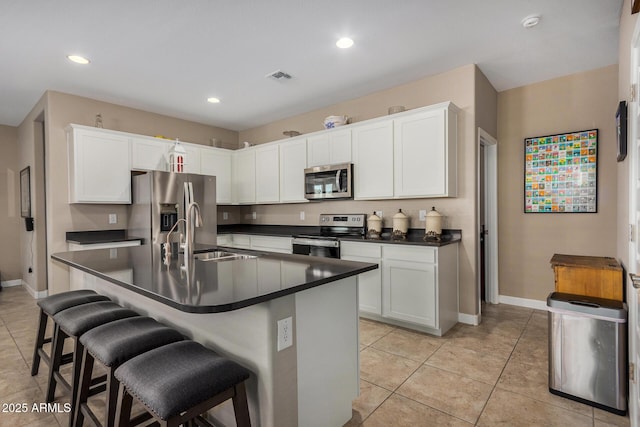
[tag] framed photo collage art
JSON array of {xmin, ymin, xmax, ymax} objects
[{"xmin": 524, "ymin": 129, "xmax": 598, "ymax": 213}]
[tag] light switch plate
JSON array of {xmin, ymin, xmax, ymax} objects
[
  {"xmin": 108, "ymin": 213, "xmax": 117, "ymax": 224},
  {"xmin": 252, "ymin": 211, "xmax": 257, "ymax": 220},
  {"xmin": 375, "ymin": 210, "xmax": 383, "ymax": 219},
  {"xmin": 223, "ymin": 211, "xmax": 229, "ymax": 220},
  {"xmin": 277, "ymin": 317, "xmax": 293, "ymax": 351},
  {"xmin": 300, "ymin": 211, "xmax": 305, "ymax": 220},
  {"xmin": 419, "ymin": 210, "xmax": 427, "ymax": 221}
]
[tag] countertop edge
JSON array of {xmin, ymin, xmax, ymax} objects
[{"xmin": 52, "ymin": 251, "xmax": 378, "ymax": 314}]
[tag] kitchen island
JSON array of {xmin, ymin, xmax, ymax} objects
[{"xmin": 52, "ymin": 245, "xmax": 378, "ymax": 427}]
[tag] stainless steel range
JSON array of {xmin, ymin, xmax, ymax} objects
[{"xmin": 292, "ymin": 214, "xmax": 367, "ymax": 258}]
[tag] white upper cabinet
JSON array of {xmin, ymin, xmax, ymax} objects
[
  {"xmin": 131, "ymin": 137, "xmax": 170, "ymax": 171},
  {"xmin": 255, "ymin": 144, "xmax": 280, "ymax": 203},
  {"xmin": 200, "ymin": 148, "xmax": 233, "ymax": 204},
  {"xmin": 181, "ymin": 143, "xmax": 201, "ymax": 174},
  {"xmin": 67, "ymin": 125, "xmax": 131, "ymax": 204},
  {"xmin": 279, "ymin": 138, "xmax": 308, "ymax": 203},
  {"xmin": 306, "ymin": 129, "xmax": 352, "ymax": 167},
  {"xmin": 352, "ymin": 120, "xmax": 394, "ymax": 200},
  {"xmin": 233, "ymin": 148, "xmax": 256, "ymax": 204},
  {"xmin": 393, "ymin": 104, "xmax": 458, "ymax": 198}
]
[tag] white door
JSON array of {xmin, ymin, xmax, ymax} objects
[
  {"xmin": 629, "ymin": 21, "xmax": 640, "ymax": 427},
  {"xmin": 479, "ymin": 129, "xmax": 499, "ymax": 306}
]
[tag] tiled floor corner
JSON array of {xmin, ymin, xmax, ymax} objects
[{"xmin": 0, "ymin": 286, "xmax": 631, "ymax": 426}]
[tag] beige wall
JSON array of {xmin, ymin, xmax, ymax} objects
[
  {"xmin": 475, "ymin": 69, "xmax": 498, "ymax": 138},
  {"xmin": 238, "ymin": 64, "xmax": 482, "ymax": 316},
  {"xmin": 0, "ymin": 125, "xmax": 22, "ymax": 281},
  {"xmin": 497, "ymin": 64, "xmax": 619, "ymax": 301},
  {"xmin": 18, "ymin": 91, "xmax": 239, "ymax": 294}
]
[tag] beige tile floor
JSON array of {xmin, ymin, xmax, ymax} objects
[{"xmin": 0, "ymin": 285, "xmax": 631, "ymax": 426}]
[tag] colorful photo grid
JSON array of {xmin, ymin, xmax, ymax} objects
[{"xmin": 524, "ymin": 129, "xmax": 597, "ymax": 213}]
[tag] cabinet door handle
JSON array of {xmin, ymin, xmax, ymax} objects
[{"xmin": 630, "ymin": 273, "xmax": 640, "ymax": 289}]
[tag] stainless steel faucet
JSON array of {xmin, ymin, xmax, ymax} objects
[{"xmin": 182, "ymin": 201, "xmax": 203, "ymax": 267}]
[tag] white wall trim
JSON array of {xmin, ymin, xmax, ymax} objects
[
  {"xmin": 458, "ymin": 312, "xmax": 480, "ymax": 326},
  {"xmin": 1, "ymin": 279, "xmax": 23, "ymax": 288},
  {"xmin": 498, "ymin": 295, "xmax": 547, "ymax": 311},
  {"xmin": 2, "ymin": 279, "xmax": 48, "ymax": 299}
]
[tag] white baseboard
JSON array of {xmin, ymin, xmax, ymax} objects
[
  {"xmin": 498, "ymin": 295, "xmax": 547, "ymax": 311},
  {"xmin": 458, "ymin": 312, "xmax": 480, "ymax": 325},
  {"xmin": 1, "ymin": 279, "xmax": 23, "ymax": 288},
  {"xmin": 10, "ymin": 281, "xmax": 48, "ymax": 299}
]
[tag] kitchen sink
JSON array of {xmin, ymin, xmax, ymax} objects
[{"xmin": 193, "ymin": 250, "xmax": 258, "ymax": 262}]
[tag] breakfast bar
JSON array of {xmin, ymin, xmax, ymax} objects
[{"xmin": 52, "ymin": 244, "xmax": 378, "ymax": 427}]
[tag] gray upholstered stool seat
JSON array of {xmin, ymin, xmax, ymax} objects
[
  {"xmin": 31, "ymin": 290, "xmax": 111, "ymax": 376},
  {"xmin": 74, "ymin": 317, "xmax": 185, "ymax": 427},
  {"xmin": 46, "ymin": 301, "xmax": 138, "ymax": 409},
  {"xmin": 114, "ymin": 340, "xmax": 252, "ymax": 427}
]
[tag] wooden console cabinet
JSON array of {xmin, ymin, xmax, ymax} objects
[{"xmin": 550, "ymin": 254, "xmax": 623, "ymax": 301}]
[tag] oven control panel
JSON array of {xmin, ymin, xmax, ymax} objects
[{"xmin": 319, "ymin": 214, "xmax": 366, "ymax": 227}]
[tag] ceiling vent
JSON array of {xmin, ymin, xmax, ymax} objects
[{"xmin": 266, "ymin": 70, "xmax": 293, "ymax": 80}]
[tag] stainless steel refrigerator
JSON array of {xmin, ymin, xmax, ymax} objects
[{"xmin": 128, "ymin": 171, "xmax": 217, "ymax": 246}]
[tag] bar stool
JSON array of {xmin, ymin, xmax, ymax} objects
[
  {"xmin": 47, "ymin": 301, "xmax": 139, "ymax": 411},
  {"xmin": 31, "ymin": 290, "xmax": 111, "ymax": 376},
  {"xmin": 114, "ymin": 340, "xmax": 252, "ymax": 427},
  {"xmin": 73, "ymin": 316, "xmax": 185, "ymax": 427}
]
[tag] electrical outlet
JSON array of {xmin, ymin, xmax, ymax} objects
[
  {"xmin": 223, "ymin": 211, "xmax": 228, "ymax": 220},
  {"xmin": 300, "ymin": 211, "xmax": 305, "ymax": 220},
  {"xmin": 277, "ymin": 317, "xmax": 293, "ymax": 351},
  {"xmin": 419, "ymin": 210, "xmax": 427, "ymax": 221},
  {"xmin": 252, "ymin": 211, "xmax": 257, "ymax": 220},
  {"xmin": 108, "ymin": 213, "xmax": 117, "ymax": 224},
  {"xmin": 375, "ymin": 210, "xmax": 383, "ymax": 219}
]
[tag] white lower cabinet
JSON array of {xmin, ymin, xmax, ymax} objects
[
  {"xmin": 220, "ymin": 234, "xmax": 292, "ymax": 254},
  {"xmin": 383, "ymin": 248, "xmax": 437, "ymax": 328},
  {"xmin": 342, "ymin": 241, "xmax": 458, "ymax": 336},
  {"xmin": 341, "ymin": 242, "xmax": 382, "ymax": 316}
]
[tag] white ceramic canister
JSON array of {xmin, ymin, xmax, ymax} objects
[
  {"xmin": 367, "ymin": 212, "xmax": 382, "ymax": 237},
  {"xmin": 392, "ymin": 209, "xmax": 409, "ymax": 235},
  {"xmin": 425, "ymin": 206, "xmax": 443, "ymax": 238}
]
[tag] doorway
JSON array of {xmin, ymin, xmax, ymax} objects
[
  {"xmin": 33, "ymin": 115, "xmax": 48, "ymax": 296},
  {"xmin": 478, "ymin": 128, "xmax": 498, "ymax": 310}
]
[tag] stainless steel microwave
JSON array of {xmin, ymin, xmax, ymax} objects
[{"xmin": 304, "ymin": 163, "xmax": 353, "ymax": 200}]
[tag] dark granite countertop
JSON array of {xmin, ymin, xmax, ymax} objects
[
  {"xmin": 66, "ymin": 229, "xmax": 142, "ymax": 245},
  {"xmin": 218, "ymin": 225, "xmax": 461, "ymax": 247},
  {"xmin": 52, "ymin": 244, "xmax": 378, "ymax": 313}
]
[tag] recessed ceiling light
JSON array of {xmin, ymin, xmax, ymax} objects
[
  {"xmin": 336, "ymin": 37, "xmax": 354, "ymax": 49},
  {"xmin": 521, "ymin": 15, "xmax": 541, "ymax": 29},
  {"xmin": 67, "ymin": 55, "xmax": 90, "ymax": 65},
  {"xmin": 207, "ymin": 97, "xmax": 220, "ymax": 104}
]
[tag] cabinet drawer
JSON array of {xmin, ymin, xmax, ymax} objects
[
  {"xmin": 341, "ymin": 242, "xmax": 381, "ymax": 258},
  {"xmin": 251, "ymin": 235, "xmax": 292, "ymax": 253},
  {"xmin": 232, "ymin": 234, "xmax": 251, "ymax": 248},
  {"xmin": 383, "ymin": 245, "xmax": 436, "ymax": 263}
]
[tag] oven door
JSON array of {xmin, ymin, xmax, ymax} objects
[{"xmin": 292, "ymin": 238, "xmax": 340, "ymax": 258}]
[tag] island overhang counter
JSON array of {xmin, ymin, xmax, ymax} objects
[{"xmin": 52, "ymin": 244, "xmax": 378, "ymax": 427}]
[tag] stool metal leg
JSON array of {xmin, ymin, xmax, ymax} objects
[{"xmin": 31, "ymin": 309, "xmax": 48, "ymax": 376}]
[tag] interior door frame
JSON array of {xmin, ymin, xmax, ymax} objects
[
  {"xmin": 628, "ymin": 17, "xmax": 640, "ymax": 427},
  {"xmin": 478, "ymin": 128, "xmax": 499, "ymax": 306}
]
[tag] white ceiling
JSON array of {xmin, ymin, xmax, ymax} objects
[{"xmin": 0, "ymin": 0, "xmax": 623, "ymax": 131}]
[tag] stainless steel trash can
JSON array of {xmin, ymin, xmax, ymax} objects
[{"xmin": 547, "ymin": 292, "xmax": 627, "ymax": 415}]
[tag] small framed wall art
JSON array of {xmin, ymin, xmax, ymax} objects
[
  {"xmin": 524, "ymin": 129, "xmax": 598, "ymax": 213},
  {"xmin": 20, "ymin": 166, "xmax": 31, "ymax": 218}
]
